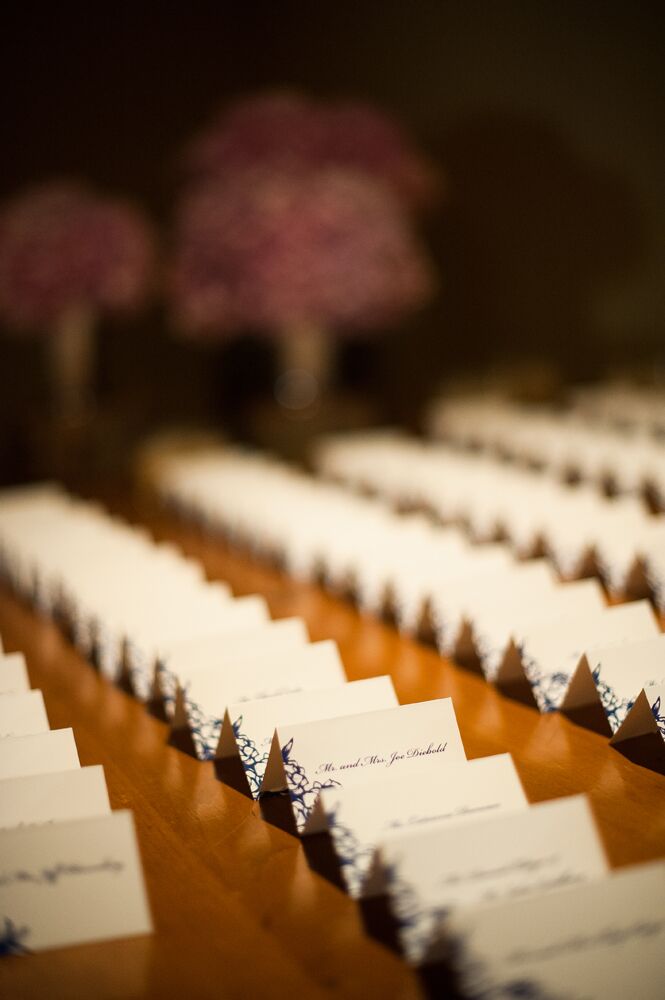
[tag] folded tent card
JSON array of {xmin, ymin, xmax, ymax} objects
[
  {"xmin": 218, "ymin": 675, "xmax": 398, "ymax": 797},
  {"xmin": 429, "ymin": 559, "xmax": 558, "ymax": 656},
  {"xmin": 157, "ymin": 616, "xmax": 310, "ymax": 719},
  {"xmin": 319, "ymin": 752, "xmax": 527, "ymax": 900},
  {"xmin": 0, "ymin": 690, "xmax": 49, "ymax": 740},
  {"xmin": 262, "ymin": 697, "xmax": 466, "ymax": 835},
  {"xmin": 173, "ymin": 639, "xmax": 349, "ymax": 760},
  {"xmin": 513, "ymin": 599, "xmax": 660, "ymax": 712},
  {"xmin": 0, "ymin": 729, "xmax": 80, "ymax": 781},
  {"xmin": 0, "ymin": 810, "xmax": 152, "ymax": 953},
  {"xmin": 443, "ymin": 859, "xmax": 665, "ymax": 1000},
  {"xmin": 123, "ymin": 593, "xmax": 270, "ymax": 701},
  {"xmin": 0, "ymin": 765, "xmax": 111, "ymax": 830},
  {"xmin": 0, "ymin": 653, "xmax": 30, "ymax": 696},
  {"xmin": 557, "ymin": 633, "xmax": 665, "ymax": 740},
  {"xmin": 612, "ymin": 681, "xmax": 665, "ymax": 746},
  {"xmin": 484, "ymin": 578, "xmax": 606, "ymax": 684},
  {"xmin": 379, "ymin": 793, "xmax": 608, "ymax": 967}
]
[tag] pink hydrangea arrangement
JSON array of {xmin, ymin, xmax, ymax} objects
[
  {"xmin": 0, "ymin": 181, "xmax": 155, "ymax": 425},
  {"xmin": 171, "ymin": 167, "xmax": 433, "ymax": 339},
  {"xmin": 0, "ymin": 181, "xmax": 154, "ymax": 331},
  {"xmin": 185, "ymin": 92, "xmax": 439, "ymax": 214}
]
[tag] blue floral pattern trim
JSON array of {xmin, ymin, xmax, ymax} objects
[
  {"xmin": 280, "ymin": 738, "xmax": 340, "ymax": 828},
  {"xmin": 383, "ymin": 859, "xmax": 450, "ymax": 965},
  {"xmin": 591, "ymin": 665, "xmax": 634, "ymax": 734},
  {"xmin": 650, "ymin": 694, "xmax": 665, "ymax": 739},
  {"xmin": 326, "ymin": 802, "xmax": 376, "ymax": 897},
  {"xmin": 0, "ymin": 918, "xmax": 31, "ymax": 957},
  {"xmin": 185, "ymin": 699, "xmax": 222, "ymax": 760},
  {"xmin": 521, "ymin": 651, "xmax": 569, "ymax": 713},
  {"xmin": 232, "ymin": 716, "xmax": 270, "ymax": 797}
]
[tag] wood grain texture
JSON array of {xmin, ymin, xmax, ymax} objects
[{"xmin": 1, "ymin": 497, "xmax": 664, "ymax": 1000}]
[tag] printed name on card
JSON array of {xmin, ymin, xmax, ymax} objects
[
  {"xmin": 0, "ymin": 690, "xmax": 49, "ymax": 740},
  {"xmin": 218, "ymin": 676, "xmax": 399, "ymax": 797},
  {"xmin": 0, "ymin": 809, "xmax": 152, "ymax": 953},
  {"xmin": 0, "ymin": 765, "xmax": 111, "ymax": 830},
  {"xmin": 444, "ymin": 860, "xmax": 665, "ymax": 1000},
  {"xmin": 0, "ymin": 729, "xmax": 80, "ymax": 781},
  {"xmin": 382, "ymin": 793, "xmax": 608, "ymax": 966},
  {"xmin": 320, "ymin": 752, "xmax": 527, "ymax": 899},
  {"xmin": 262, "ymin": 698, "xmax": 467, "ymax": 835},
  {"xmin": 0, "ymin": 653, "xmax": 30, "ymax": 696}
]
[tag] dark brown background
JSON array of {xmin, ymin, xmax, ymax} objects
[{"xmin": 1, "ymin": 1, "xmax": 664, "ymax": 482}]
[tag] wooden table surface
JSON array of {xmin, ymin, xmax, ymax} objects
[{"xmin": 1, "ymin": 499, "xmax": 664, "ymax": 1000}]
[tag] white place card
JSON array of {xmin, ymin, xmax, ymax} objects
[
  {"xmin": 0, "ymin": 809, "xmax": 152, "ymax": 953},
  {"xmin": 478, "ymin": 579, "xmax": 606, "ymax": 682},
  {"xmin": 175, "ymin": 640, "xmax": 348, "ymax": 760},
  {"xmin": 519, "ymin": 600, "xmax": 659, "ymax": 712},
  {"xmin": 126, "ymin": 594, "xmax": 270, "ymax": 701},
  {"xmin": 321, "ymin": 753, "xmax": 527, "ymax": 899},
  {"xmin": 610, "ymin": 682, "xmax": 665, "ymax": 746},
  {"xmin": 157, "ymin": 616, "xmax": 310, "ymax": 718},
  {"xmin": 263, "ymin": 698, "xmax": 467, "ymax": 835},
  {"xmin": 429, "ymin": 561, "xmax": 557, "ymax": 656},
  {"xmin": 444, "ymin": 860, "xmax": 665, "ymax": 999},
  {"xmin": 0, "ymin": 653, "xmax": 30, "ymax": 695},
  {"xmin": 0, "ymin": 765, "xmax": 110, "ymax": 830},
  {"xmin": 0, "ymin": 729, "xmax": 80, "ymax": 782},
  {"xmin": 383, "ymin": 794, "xmax": 608, "ymax": 966},
  {"xmin": 219, "ymin": 676, "xmax": 399, "ymax": 797},
  {"xmin": 561, "ymin": 633, "xmax": 665, "ymax": 733},
  {"xmin": 0, "ymin": 690, "xmax": 49, "ymax": 739}
]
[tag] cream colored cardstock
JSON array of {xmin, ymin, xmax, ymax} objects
[
  {"xmin": 0, "ymin": 690, "xmax": 49, "ymax": 739},
  {"xmin": 383, "ymin": 794, "xmax": 608, "ymax": 966},
  {"xmin": 0, "ymin": 729, "xmax": 80, "ymax": 781},
  {"xmin": 0, "ymin": 765, "xmax": 110, "ymax": 830},
  {"xmin": 0, "ymin": 809, "xmax": 152, "ymax": 952},
  {"xmin": 263, "ymin": 698, "xmax": 467, "ymax": 835},
  {"xmin": 219, "ymin": 676, "xmax": 399, "ymax": 797},
  {"xmin": 0, "ymin": 653, "xmax": 30, "ymax": 696},
  {"xmin": 321, "ymin": 752, "xmax": 527, "ymax": 899}
]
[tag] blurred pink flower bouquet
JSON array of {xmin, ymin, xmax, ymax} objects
[
  {"xmin": 0, "ymin": 181, "xmax": 154, "ymax": 421},
  {"xmin": 171, "ymin": 92, "xmax": 440, "ymax": 409}
]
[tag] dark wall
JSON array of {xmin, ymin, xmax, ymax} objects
[{"xmin": 1, "ymin": 2, "xmax": 663, "ymax": 477}]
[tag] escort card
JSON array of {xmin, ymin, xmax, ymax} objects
[
  {"xmin": 0, "ymin": 690, "xmax": 49, "ymax": 739},
  {"xmin": 321, "ymin": 753, "xmax": 527, "ymax": 899},
  {"xmin": 429, "ymin": 561, "xmax": 556, "ymax": 655},
  {"xmin": 477, "ymin": 579, "xmax": 606, "ymax": 682},
  {"xmin": 174, "ymin": 640, "xmax": 348, "ymax": 760},
  {"xmin": 157, "ymin": 616, "xmax": 310, "ymax": 718},
  {"xmin": 0, "ymin": 729, "xmax": 80, "ymax": 781},
  {"xmin": 0, "ymin": 809, "xmax": 152, "ymax": 953},
  {"xmin": 218, "ymin": 676, "xmax": 399, "ymax": 797},
  {"xmin": 610, "ymin": 682, "xmax": 665, "ymax": 746},
  {"xmin": 561, "ymin": 633, "xmax": 665, "ymax": 734},
  {"xmin": 0, "ymin": 765, "xmax": 110, "ymax": 830},
  {"xmin": 262, "ymin": 698, "xmax": 466, "ymax": 835},
  {"xmin": 444, "ymin": 860, "xmax": 664, "ymax": 999},
  {"xmin": 519, "ymin": 600, "xmax": 659, "ymax": 712},
  {"xmin": 382, "ymin": 794, "xmax": 608, "ymax": 966},
  {"xmin": 125, "ymin": 594, "xmax": 270, "ymax": 700},
  {"xmin": 0, "ymin": 653, "xmax": 30, "ymax": 695}
]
